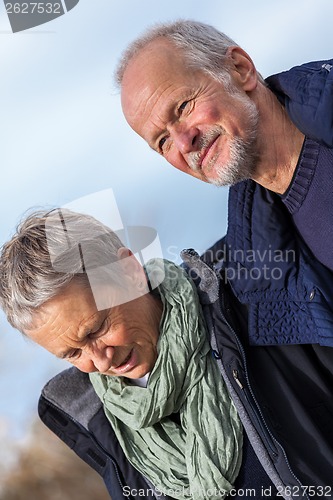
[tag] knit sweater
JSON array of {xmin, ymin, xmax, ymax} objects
[{"xmin": 266, "ymin": 59, "xmax": 333, "ymax": 270}]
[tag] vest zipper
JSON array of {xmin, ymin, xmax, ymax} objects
[
  {"xmin": 218, "ymin": 298, "xmax": 278, "ymax": 456},
  {"xmin": 231, "ymin": 366, "xmax": 278, "ymax": 457},
  {"xmin": 232, "ymin": 369, "xmax": 244, "ymax": 389}
]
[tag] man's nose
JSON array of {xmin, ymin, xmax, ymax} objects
[{"xmin": 171, "ymin": 124, "xmax": 199, "ymax": 154}]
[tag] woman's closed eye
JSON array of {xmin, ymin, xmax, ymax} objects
[
  {"xmin": 88, "ymin": 316, "xmax": 109, "ymax": 339},
  {"xmin": 67, "ymin": 349, "xmax": 81, "ymax": 360}
]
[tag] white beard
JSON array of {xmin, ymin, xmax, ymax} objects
[{"xmin": 188, "ymin": 93, "xmax": 259, "ymax": 187}]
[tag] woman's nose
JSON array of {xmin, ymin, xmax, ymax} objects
[{"xmin": 91, "ymin": 341, "xmax": 115, "ymax": 374}]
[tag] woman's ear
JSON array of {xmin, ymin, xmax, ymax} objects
[
  {"xmin": 117, "ymin": 246, "xmax": 134, "ymax": 261},
  {"xmin": 226, "ymin": 46, "xmax": 258, "ymax": 92},
  {"xmin": 117, "ymin": 247, "xmax": 146, "ymax": 286}
]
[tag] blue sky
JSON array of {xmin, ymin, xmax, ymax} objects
[{"xmin": 0, "ymin": 0, "xmax": 332, "ymax": 465}]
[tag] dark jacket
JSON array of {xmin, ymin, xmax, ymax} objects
[
  {"xmin": 266, "ymin": 60, "xmax": 333, "ymax": 148},
  {"xmin": 38, "ymin": 245, "xmax": 333, "ymax": 500}
]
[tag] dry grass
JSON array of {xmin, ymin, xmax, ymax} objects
[{"xmin": 0, "ymin": 419, "xmax": 111, "ymax": 500}]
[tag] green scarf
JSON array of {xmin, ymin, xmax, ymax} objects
[{"xmin": 90, "ymin": 260, "xmax": 242, "ymax": 499}]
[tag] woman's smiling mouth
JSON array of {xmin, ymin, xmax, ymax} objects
[{"xmin": 110, "ymin": 348, "xmax": 138, "ymax": 375}]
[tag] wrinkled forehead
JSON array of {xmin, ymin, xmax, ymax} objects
[
  {"xmin": 120, "ymin": 39, "xmax": 194, "ymax": 134},
  {"xmin": 122, "ymin": 37, "xmax": 188, "ymax": 86}
]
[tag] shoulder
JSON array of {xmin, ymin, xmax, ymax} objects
[{"xmin": 266, "ymin": 60, "xmax": 333, "ymax": 146}]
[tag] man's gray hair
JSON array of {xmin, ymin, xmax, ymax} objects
[
  {"xmin": 115, "ymin": 19, "xmax": 264, "ymax": 88},
  {"xmin": 0, "ymin": 209, "xmax": 124, "ymax": 332}
]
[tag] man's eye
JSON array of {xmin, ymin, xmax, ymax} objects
[{"xmin": 178, "ymin": 101, "xmax": 189, "ymax": 114}]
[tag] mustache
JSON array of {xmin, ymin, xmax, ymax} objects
[{"xmin": 187, "ymin": 127, "xmax": 223, "ymax": 172}]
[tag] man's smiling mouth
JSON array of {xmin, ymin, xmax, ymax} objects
[
  {"xmin": 199, "ymin": 135, "xmax": 220, "ymax": 169},
  {"xmin": 188, "ymin": 132, "xmax": 221, "ymax": 173}
]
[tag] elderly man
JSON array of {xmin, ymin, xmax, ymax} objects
[{"xmin": 116, "ymin": 20, "xmax": 333, "ymax": 348}]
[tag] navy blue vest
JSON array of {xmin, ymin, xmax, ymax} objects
[{"xmin": 225, "ymin": 180, "xmax": 333, "ymax": 347}]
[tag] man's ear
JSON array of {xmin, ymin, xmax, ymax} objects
[{"xmin": 226, "ymin": 46, "xmax": 258, "ymax": 92}]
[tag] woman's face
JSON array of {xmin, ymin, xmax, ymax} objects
[{"xmin": 24, "ymin": 279, "xmax": 162, "ymax": 379}]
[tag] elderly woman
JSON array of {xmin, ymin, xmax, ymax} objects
[
  {"xmin": 0, "ymin": 208, "xmax": 251, "ymax": 499},
  {"xmin": 13, "ymin": 209, "xmax": 333, "ymax": 499}
]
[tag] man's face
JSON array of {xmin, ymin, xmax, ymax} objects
[
  {"xmin": 24, "ymin": 281, "xmax": 161, "ymax": 379},
  {"xmin": 121, "ymin": 39, "xmax": 259, "ymax": 186}
]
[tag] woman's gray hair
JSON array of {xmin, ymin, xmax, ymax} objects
[
  {"xmin": 115, "ymin": 19, "xmax": 265, "ymax": 89},
  {"xmin": 0, "ymin": 208, "xmax": 125, "ymax": 332}
]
